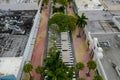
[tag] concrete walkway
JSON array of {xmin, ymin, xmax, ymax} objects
[
  {"xmin": 31, "ymin": 4, "xmax": 50, "ymax": 80},
  {"xmin": 67, "ymin": 3, "xmax": 94, "ymax": 80}
]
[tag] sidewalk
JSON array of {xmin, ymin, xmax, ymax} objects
[
  {"xmin": 31, "ymin": 4, "xmax": 50, "ymax": 80},
  {"xmin": 67, "ymin": 4, "xmax": 94, "ymax": 80}
]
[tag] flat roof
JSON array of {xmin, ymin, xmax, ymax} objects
[
  {"xmin": 0, "ymin": 11, "xmax": 36, "ymax": 57},
  {"xmin": 0, "ymin": 34, "xmax": 28, "ymax": 57},
  {"xmin": 102, "ymin": 0, "xmax": 120, "ymax": 10},
  {"xmin": 0, "ymin": 0, "xmax": 17, "ymax": 4},
  {"xmin": 75, "ymin": 0, "xmax": 104, "ymax": 11},
  {"xmin": 0, "ymin": 0, "xmax": 39, "ymax": 4},
  {"xmin": 78, "ymin": 10, "xmax": 112, "ymax": 21},
  {"xmin": 86, "ymin": 20, "xmax": 119, "ymax": 33},
  {"xmin": 113, "ymin": 16, "xmax": 120, "ymax": 30},
  {"xmin": 104, "ymin": 0, "xmax": 120, "ymax": 6},
  {"xmin": 0, "ymin": 3, "xmax": 38, "ymax": 10},
  {"xmin": 91, "ymin": 33, "xmax": 120, "ymax": 80},
  {"xmin": 0, "ymin": 57, "xmax": 22, "ymax": 77},
  {"xmin": 114, "ymin": 17, "xmax": 120, "ymax": 23}
]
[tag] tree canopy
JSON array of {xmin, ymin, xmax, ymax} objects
[
  {"xmin": 43, "ymin": 46, "xmax": 75, "ymax": 80},
  {"xmin": 48, "ymin": 13, "xmax": 77, "ymax": 32},
  {"xmin": 76, "ymin": 62, "xmax": 84, "ymax": 70},
  {"xmin": 93, "ymin": 75, "xmax": 103, "ymax": 80},
  {"xmin": 78, "ymin": 78, "xmax": 86, "ymax": 80},
  {"xmin": 49, "ymin": 23, "xmax": 59, "ymax": 34},
  {"xmin": 87, "ymin": 60, "xmax": 97, "ymax": 71},
  {"xmin": 23, "ymin": 63, "xmax": 33, "ymax": 73},
  {"xmin": 23, "ymin": 63, "xmax": 33, "ymax": 79},
  {"xmin": 76, "ymin": 13, "xmax": 88, "ymax": 29}
]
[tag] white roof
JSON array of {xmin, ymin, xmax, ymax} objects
[
  {"xmin": 0, "ymin": 0, "xmax": 17, "ymax": 4},
  {"xmin": 75, "ymin": 0, "xmax": 104, "ymax": 11},
  {"xmin": 0, "ymin": 57, "xmax": 22, "ymax": 77},
  {"xmin": 0, "ymin": 3, "xmax": 38, "ymax": 10}
]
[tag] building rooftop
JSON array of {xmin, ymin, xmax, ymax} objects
[
  {"xmin": 113, "ymin": 16, "xmax": 120, "ymax": 30},
  {"xmin": 91, "ymin": 33, "xmax": 120, "ymax": 80},
  {"xmin": 78, "ymin": 10, "xmax": 112, "ymax": 21},
  {"xmin": 86, "ymin": 20, "xmax": 119, "ymax": 33},
  {"xmin": 0, "ymin": 0, "xmax": 18, "ymax": 4},
  {"xmin": 0, "ymin": 11, "xmax": 36, "ymax": 57},
  {"xmin": 0, "ymin": 0, "xmax": 39, "ymax": 10},
  {"xmin": 0, "ymin": 3, "xmax": 38, "ymax": 10},
  {"xmin": 0, "ymin": 34, "xmax": 28, "ymax": 57},
  {"xmin": 104, "ymin": 0, "xmax": 120, "ymax": 6},
  {"xmin": 0, "ymin": 0, "xmax": 39, "ymax": 4},
  {"xmin": 75, "ymin": 0, "xmax": 104, "ymax": 11},
  {"xmin": 101, "ymin": 0, "xmax": 120, "ymax": 10},
  {"xmin": 0, "ymin": 57, "xmax": 22, "ymax": 78}
]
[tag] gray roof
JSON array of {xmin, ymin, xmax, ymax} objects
[{"xmin": 86, "ymin": 20, "xmax": 119, "ymax": 33}]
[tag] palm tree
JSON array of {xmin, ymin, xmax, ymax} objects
[
  {"xmin": 76, "ymin": 13, "xmax": 88, "ymax": 37},
  {"xmin": 87, "ymin": 60, "xmax": 97, "ymax": 76},
  {"xmin": 35, "ymin": 66, "xmax": 44, "ymax": 80},
  {"xmin": 93, "ymin": 75, "xmax": 103, "ymax": 80},
  {"xmin": 23, "ymin": 63, "xmax": 33, "ymax": 80},
  {"xmin": 76, "ymin": 62, "xmax": 84, "ymax": 78},
  {"xmin": 76, "ymin": 62, "xmax": 85, "ymax": 70},
  {"xmin": 78, "ymin": 78, "xmax": 86, "ymax": 80}
]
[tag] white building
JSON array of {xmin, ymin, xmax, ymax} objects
[
  {"xmin": 0, "ymin": 57, "xmax": 23, "ymax": 80},
  {"xmin": 0, "ymin": 0, "xmax": 39, "ymax": 10},
  {"xmin": 74, "ymin": 0, "xmax": 104, "ymax": 12}
]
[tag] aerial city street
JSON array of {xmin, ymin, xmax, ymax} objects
[{"xmin": 0, "ymin": 0, "xmax": 120, "ymax": 80}]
